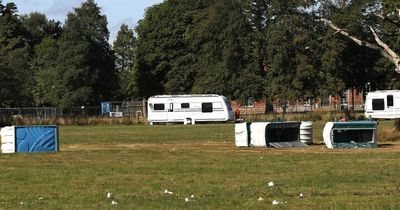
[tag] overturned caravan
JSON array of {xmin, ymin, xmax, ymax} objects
[
  {"xmin": 323, "ymin": 121, "xmax": 377, "ymax": 148},
  {"xmin": 235, "ymin": 122, "xmax": 309, "ymax": 148}
]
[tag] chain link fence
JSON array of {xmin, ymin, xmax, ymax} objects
[{"xmin": 0, "ymin": 100, "xmax": 147, "ymax": 120}]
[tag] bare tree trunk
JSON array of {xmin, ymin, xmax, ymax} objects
[{"xmin": 320, "ymin": 19, "xmax": 400, "ymax": 73}]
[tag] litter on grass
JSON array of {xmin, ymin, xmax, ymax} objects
[
  {"xmin": 268, "ymin": 181, "xmax": 274, "ymax": 187},
  {"xmin": 107, "ymin": 192, "xmax": 112, "ymax": 199},
  {"xmin": 164, "ymin": 189, "xmax": 173, "ymax": 195}
]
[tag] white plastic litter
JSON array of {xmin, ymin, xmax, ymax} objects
[
  {"xmin": 111, "ymin": 200, "xmax": 118, "ymax": 205},
  {"xmin": 272, "ymin": 200, "xmax": 279, "ymax": 205},
  {"xmin": 107, "ymin": 192, "xmax": 112, "ymax": 199},
  {"xmin": 268, "ymin": 181, "xmax": 274, "ymax": 187},
  {"xmin": 299, "ymin": 193, "xmax": 304, "ymax": 198},
  {"xmin": 185, "ymin": 197, "xmax": 190, "ymax": 202},
  {"xmin": 164, "ymin": 189, "xmax": 173, "ymax": 195},
  {"xmin": 190, "ymin": 195, "xmax": 195, "ymax": 198},
  {"xmin": 38, "ymin": 197, "xmax": 44, "ymax": 200},
  {"xmin": 258, "ymin": 197, "xmax": 263, "ymax": 201}
]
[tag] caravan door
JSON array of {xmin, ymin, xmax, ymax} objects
[{"xmin": 167, "ymin": 100, "xmax": 174, "ymax": 122}]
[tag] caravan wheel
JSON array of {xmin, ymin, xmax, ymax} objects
[{"xmin": 184, "ymin": 118, "xmax": 192, "ymax": 125}]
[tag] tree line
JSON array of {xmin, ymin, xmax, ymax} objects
[{"xmin": 0, "ymin": 0, "xmax": 399, "ymax": 108}]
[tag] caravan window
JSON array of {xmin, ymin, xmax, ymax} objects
[
  {"xmin": 202, "ymin": 103, "xmax": 213, "ymax": 113},
  {"xmin": 372, "ymin": 99, "xmax": 384, "ymax": 110},
  {"xmin": 154, "ymin": 103, "xmax": 165, "ymax": 110},
  {"xmin": 387, "ymin": 95, "xmax": 394, "ymax": 107},
  {"xmin": 181, "ymin": 103, "xmax": 190, "ymax": 109}
]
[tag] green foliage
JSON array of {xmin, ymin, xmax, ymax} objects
[
  {"xmin": 31, "ymin": 37, "xmax": 60, "ymax": 106},
  {"xmin": 191, "ymin": 0, "xmax": 262, "ymax": 101},
  {"xmin": 113, "ymin": 24, "xmax": 137, "ymax": 100},
  {"xmin": 56, "ymin": 0, "xmax": 117, "ymax": 107},
  {"xmin": 0, "ymin": 1, "xmax": 32, "ymax": 106},
  {"xmin": 1, "ymin": 0, "xmax": 400, "ymax": 108}
]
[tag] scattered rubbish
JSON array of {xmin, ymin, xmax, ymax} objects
[
  {"xmin": 184, "ymin": 197, "xmax": 190, "ymax": 202},
  {"xmin": 38, "ymin": 197, "xmax": 44, "ymax": 200},
  {"xmin": 190, "ymin": 195, "xmax": 195, "ymax": 198},
  {"xmin": 19, "ymin": 202, "xmax": 24, "ymax": 205},
  {"xmin": 111, "ymin": 200, "xmax": 118, "ymax": 205},
  {"xmin": 107, "ymin": 192, "xmax": 112, "ymax": 199},
  {"xmin": 164, "ymin": 189, "xmax": 173, "ymax": 195},
  {"xmin": 258, "ymin": 197, "xmax": 264, "ymax": 201},
  {"xmin": 272, "ymin": 200, "xmax": 279, "ymax": 205},
  {"xmin": 268, "ymin": 181, "xmax": 274, "ymax": 187},
  {"xmin": 299, "ymin": 193, "xmax": 304, "ymax": 198}
]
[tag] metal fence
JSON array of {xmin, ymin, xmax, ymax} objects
[{"xmin": 0, "ymin": 100, "xmax": 148, "ymax": 119}]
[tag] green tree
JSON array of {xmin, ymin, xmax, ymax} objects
[
  {"xmin": 31, "ymin": 37, "xmax": 60, "ymax": 106},
  {"xmin": 190, "ymin": 0, "xmax": 263, "ymax": 101},
  {"xmin": 113, "ymin": 24, "xmax": 136, "ymax": 99},
  {"xmin": 134, "ymin": 0, "xmax": 213, "ymax": 98},
  {"xmin": 256, "ymin": 1, "xmax": 325, "ymax": 105},
  {"xmin": 21, "ymin": 12, "xmax": 62, "ymax": 46},
  {"xmin": 319, "ymin": 0, "xmax": 399, "ymax": 93},
  {"xmin": 0, "ymin": 1, "xmax": 32, "ymax": 106},
  {"xmin": 56, "ymin": 0, "xmax": 117, "ymax": 107}
]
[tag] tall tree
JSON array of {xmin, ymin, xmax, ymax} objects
[
  {"xmin": 30, "ymin": 37, "xmax": 60, "ymax": 106},
  {"xmin": 113, "ymin": 24, "xmax": 136, "ymax": 100},
  {"xmin": 0, "ymin": 1, "xmax": 32, "ymax": 106},
  {"xmin": 318, "ymin": 0, "xmax": 396, "ymax": 92},
  {"xmin": 190, "ymin": 0, "xmax": 263, "ymax": 101},
  {"xmin": 21, "ymin": 12, "xmax": 62, "ymax": 46},
  {"xmin": 134, "ymin": 0, "xmax": 213, "ymax": 98},
  {"xmin": 259, "ymin": 1, "xmax": 325, "ymax": 104},
  {"xmin": 56, "ymin": 0, "xmax": 117, "ymax": 107}
]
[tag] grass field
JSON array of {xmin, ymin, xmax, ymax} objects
[{"xmin": 1, "ymin": 122, "xmax": 400, "ymax": 209}]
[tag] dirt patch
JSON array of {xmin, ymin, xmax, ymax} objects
[{"xmin": 61, "ymin": 141, "xmax": 400, "ymax": 153}]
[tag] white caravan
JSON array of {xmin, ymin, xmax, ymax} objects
[
  {"xmin": 147, "ymin": 94, "xmax": 234, "ymax": 125},
  {"xmin": 365, "ymin": 90, "xmax": 400, "ymax": 119}
]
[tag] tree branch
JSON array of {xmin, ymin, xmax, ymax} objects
[
  {"xmin": 320, "ymin": 18, "xmax": 400, "ymax": 73},
  {"xmin": 373, "ymin": 12, "xmax": 400, "ymax": 28}
]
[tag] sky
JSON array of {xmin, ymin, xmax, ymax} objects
[{"xmin": 3, "ymin": 0, "xmax": 164, "ymax": 43}]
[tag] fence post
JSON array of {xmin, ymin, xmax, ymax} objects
[{"xmin": 143, "ymin": 99, "xmax": 147, "ymax": 118}]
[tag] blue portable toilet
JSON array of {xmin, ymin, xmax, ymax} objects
[
  {"xmin": 101, "ymin": 101, "xmax": 111, "ymax": 115},
  {"xmin": 1, "ymin": 126, "xmax": 59, "ymax": 153},
  {"xmin": 323, "ymin": 121, "xmax": 377, "ymax": 148}
]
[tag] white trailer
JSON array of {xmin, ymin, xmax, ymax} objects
[
  {"xmin": 365, "ymin": 90, "xmax": 400, "ymax": 119},
  {"xmin": 147, "ymin": 94, "xmax": 234, "ymax": 125}
]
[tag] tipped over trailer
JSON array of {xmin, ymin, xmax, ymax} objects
[
  {"xmin": 365, "ymin": 90, "xmax": 400, "ymax": 119},
  {"xmin": 147, "ymin": 94, "xmax": 234, "ymax": 125}
]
